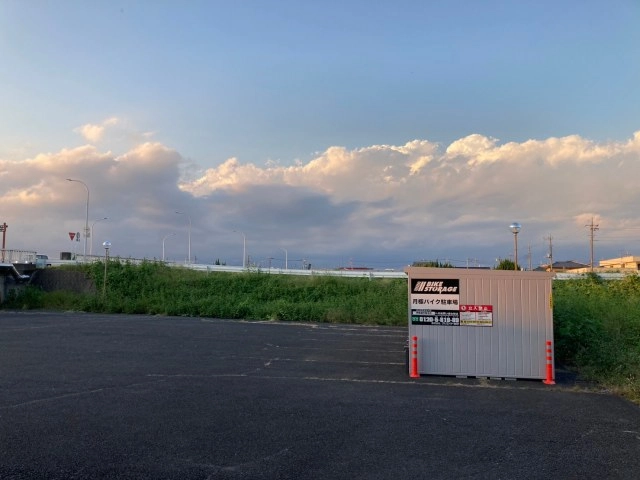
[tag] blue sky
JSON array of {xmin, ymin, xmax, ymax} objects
[{"xmin": 1, "ymin": 1, "xmax": 639, "ymax": 268}]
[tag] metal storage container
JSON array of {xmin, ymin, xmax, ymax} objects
[{"xmin": 405, "ymin": 267, "xmax": 554, "ymax": 380}]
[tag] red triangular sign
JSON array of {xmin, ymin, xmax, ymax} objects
[{"xmin": 69, "ymin": 232, "xmax": 76, "ymax": 241}]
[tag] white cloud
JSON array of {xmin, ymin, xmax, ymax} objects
[
  {"xmin": 184, "ymin": 140, "xmax": 440, "ymax": 203},
  {"xmin": 445, "ymin": 134, "xmax": 498, "ymax": 161},
  {"xmin": 73, "ymin": 117, "xmax": 153, "ymax": 148},
  {"xmin": 74, "ymin": 117, "xmax": 120, "ymax": 143},
  {"xmin": 75, "ymin": 124, "xmax": 106, "ymax": 143},
  {"xmin": 2, "ymin": 130, "xmax": 640, "ymax": 268}
]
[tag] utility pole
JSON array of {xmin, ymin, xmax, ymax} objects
[
  {"xmin": 586, "ymin": 217, "xmax": 599, "ymax": 271},
  {"xmin": 527, "ymin": 244, "xmax": 532, "ymax": 271},
  {"xmin": 544, "ymin": 235, "xmax": 553, "ymax": 272}
]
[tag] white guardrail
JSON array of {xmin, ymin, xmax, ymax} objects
[
  {"xmin": 42, "ymin": 258, "xmax": 636, "ymax": 280},
  {"xmin": 46, "ymin": 259, "xmax": 408, "ymax": 278}
]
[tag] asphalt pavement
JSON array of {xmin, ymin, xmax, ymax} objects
[{"xmin": 1, "ymin": 311, "xmax": 639, "ymax": 479}]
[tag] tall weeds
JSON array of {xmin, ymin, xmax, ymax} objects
[
  {"xmin": 553, "ymin": 273, "xmax": 640, "ymax": 399},
  {"xmin": 71, "ymin": 260, "xmax": 407, "ymax": 325}
]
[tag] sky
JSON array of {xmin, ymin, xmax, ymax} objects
[{"xmin": 1, "ymin": 0, "xmax": 639, "ymax": 270}]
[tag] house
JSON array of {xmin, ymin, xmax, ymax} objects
[
  {"xmin": 598, "ymin": 256, "xmax": 640, "ymax": 271},
  {"xmin": 558, "ymin": 256, "xmax": 640, "ymax": 274},
  {"xmin": 535, "ymin": 260, "xmax": 589, "ymax": 272}
]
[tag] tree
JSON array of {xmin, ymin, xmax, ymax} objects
[
  {"xmin": 495, "ymin": 259, "xmax": 518, "ymax": 270},
  {"xmin": 412, "ymin": 260, "xmax": 454, "ymax": 268}
]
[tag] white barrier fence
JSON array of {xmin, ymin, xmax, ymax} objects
[
  {"xmin": 45, "ymin": 258, "xmax": 408, "ymax": 278},
  {"xmin": 41, "ymin": 257, "xmax": 635, "ymax": 280}
]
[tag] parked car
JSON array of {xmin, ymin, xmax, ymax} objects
[{"xmin": 35, "ymin": 254, "xmax": 51, "ymax": 268}]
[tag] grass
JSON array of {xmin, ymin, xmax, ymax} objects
[
  {"xmin": 3, "ymin": 261, "xmax": 407, "ymax": 325},
  {"xmin": 553, "ymin": 273, "xmax": 640, "ymax": 401},
  {"xmin": 4, "ymin": 262, "xmax": 640, "ymax": 402}
]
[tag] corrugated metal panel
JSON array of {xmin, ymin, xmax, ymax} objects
[{"xmin": 406, "ymin": 268, "xmax": 554, "ymax": 380}]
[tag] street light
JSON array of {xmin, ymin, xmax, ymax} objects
[
  {"xmin": 509, "ymin": 222, "xmax": 521, "ymax": 271},
  {"xmin": 90, "ymin": 217, "xmax": 108, "ymax": 256},
  {"xmin": 102, "ymin": 240, "xmax": 111, "ymax": 298},
  {"xmin": 66, "ymin": 178, "xmax": 90, "ymax": 262},
  {"xmin": 175, "ymin": 211, "xmax": 192, "ymax": 264},
  {"xmin": 281, "ymin": 248, "xmax": 288, "ymax": 270},
  {"xmin": 234, "ymin": 230, "xmax": 246, "ymax": 268},
  {"xmin": 162, "ymin": 232, "xmax": 176, "ymax": 262}
]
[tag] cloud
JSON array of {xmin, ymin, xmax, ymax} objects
[
  {"xmin": 2, "ymin": 130, "xmax": 640, "ymax": 268},
  {"xmin": 446, "ymin": 134, "xmax": 498, "ymax": 161},
  {"xmin": 184, "ymin": 140, "xmax": 440, "ymax": 203},
  {"xmin": 76, "ymin": 124, "xmax": 105, "ymax": 143},
  {"xmin": 74, "ymin": 117, "xmax": 120, "ymax": 143},
  {"xmin": 73, "ymin": 117, "xmax": 153, "ymax": 149}
]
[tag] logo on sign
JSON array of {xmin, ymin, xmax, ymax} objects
[
  {"xmin": 69, "ymin": 232, "xmax": 76, "ymax": 241},
  {"xmin": 411, "ymin": 279, "xmax": 459, "ymax": 294}
]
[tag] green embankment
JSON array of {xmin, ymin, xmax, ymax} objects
[
  {"xmin": 5, "ymin": 261, "xmax": 407, "ymax": 325},
  {"xmin": 4, "ymin": 262, "xmax": 640, "ymax": 402},
  {"xmin": 553, "ymin": 273, "xmax": 640, "ymax": 400}
]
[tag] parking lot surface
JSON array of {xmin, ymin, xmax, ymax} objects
[{"xmin": 1, "ymin": 311, "xmax": 640, "ymax": 479}]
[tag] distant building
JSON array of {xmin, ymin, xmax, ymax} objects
[
  {"xmin": 598, "ymin": 256, "xmax": 640, "ymax": 271},
  {"xmin": 535, "ymin": 260, "xmax": 589, "ymax": 272},
  {"xmin": 560, "ymin": 256, "xmax": 640, "ymax": 274}
]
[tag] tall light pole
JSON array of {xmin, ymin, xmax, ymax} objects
[
  {"xmin": 102, "ymin": 240, "xmax": 111, "ymax": 299},
  {"xmin": 66, "ymin": 178, "xmax": 90, "ymax": 262},
  {"xmin": 281, "ymin": 247, "xmax": 288, "ymax": 270},
  {"xmin": 234, "ymin": 230, "xmax": 246, "ymax": 268},
  {"xmin": 1, "ymin": 222, "xmax": 7, "ymax": 262},
  {"xmin": 175, "ymin": 211, "xmax": 191, "ymax": 264},
  {"xmin": 509, "ymin": 222, "xmax": 521, "ymax": 271},
  {"xmin": 90, "ymin": 217, "xmax": 108, "ymax": 256},
  {"xmin": 162, "ymin": 232, "xmax": 176, "ymax": 262}
]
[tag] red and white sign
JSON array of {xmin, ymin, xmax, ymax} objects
[
  {"xmin": 69, "ymin": 232, "xmax": 76, "ymax": 241},
  {"xmin": 460, "ymin": 304, "xmax": 493, "ymax": 327}
]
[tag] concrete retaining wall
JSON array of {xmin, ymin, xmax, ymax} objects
[{"xmin": 28, "ymin": 269, "xmax": 96, "ymax": 294}]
